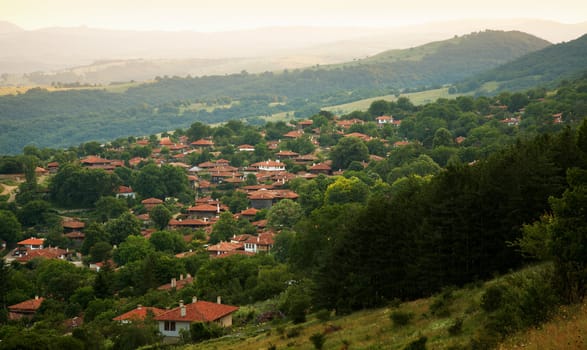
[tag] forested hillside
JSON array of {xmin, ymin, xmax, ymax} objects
[
  {"xmin": 455, "ymin": 33, "xmax": 587, "ymax": 93},
  {"xmin": 1, "ymin": 76, "xmax": 587, "ymax": 348},
  {"xmin": 0, "ymin": 30, "xmax": 549, "ymax": 154}
]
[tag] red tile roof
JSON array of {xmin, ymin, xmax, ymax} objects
[
  {"xmin": 80, "ymin": 156, "xmax": 111, "ymax": 164},
  {"xmin": 157, "ymin": 275, "xmax": 194, "ymax": 291},
  {"xmin": 207, "ymin": 242, "xmax": 244, "ymax": 254},
  {"xmin": 154, "ymin": 300, "xmax": 238, "ymax": 322},
  {"xmin": 17, "ymin": 237, "xmax": 45, "ymax": 246},
  {"xmin": 16, "ymin": 247, "xmax": 68, "ymax": 263},
  {"xmin": 9, "ymin": 297, "xmax": 44, "ymax": 312},
  {"xmin": 191, "ymin": 139, "xmax": 215, "ymax": 146},
  {"xmin": 118, "ymin": 185, "xmax": 134, "ymax": 194},
  {"xmin": 113, "ymin": 305, "xmax": 166, "ymax": 322},
  {"xmin": 142, "ymin": 198, "xmax": 164, "ymax": 205},
  {"xmin": 63, "ymin": 220, "xmax": 85, "ymax": 229},
  {"xmin": 187, "ymin": 204, "xmax": 220, "ymax": 213}
]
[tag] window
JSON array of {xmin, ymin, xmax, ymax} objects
[{"xmin": 164, "ymin": 321, "xmax": 176, "ymax": 331}]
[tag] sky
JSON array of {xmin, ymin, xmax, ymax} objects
[{"xmin": 1, "ymin": 0, "xmax": 587, "ymax": 32}]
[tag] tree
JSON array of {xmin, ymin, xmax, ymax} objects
[
  {"xmin": 89, "ymin": 241, "xmax": 113, "ymax": 263},
  {"xmin": 209, "ymin": 212, "xmax": 240, "ymax": 244},
  {"xmin": 17, "ymin": 200, "xmax": 58, "ymax": 228},
  {"xmin": 0, "ymin": 210, "xmax": 21, "ymax": 248},
  {"xmin": 149, "ymin": 230, "xmax": 186, "ymax": 254},
  {"xmin": 150, "ymin": 205, "xmax": 172, "ymax": 230},
  {"xmin": 432, "ymin": 128, "xmax": 454, "ymax": 148},
  {"xmin": 113, "ymin": 235, "xmax": 154, "ymax": 266},
  {"xmin": 105, "ymin": 212, "xmax": 141, "ymax": 246},
  {"xmin": 324, "ymin": 176, "xmax": 369, "ymax": 205},
  {"xmin": 330, "ymin": 137, "xmax": 369, "ymax": 170},
  {"xmin": 81, "ymin": 222, "xmax": 110, "ymax": 256},
  {"xmin": 94, "ymin": 196, "xmax": 128, "ymax": 222},
  {"xmin": 266, "ymin": 199, "xmax": 303, "ymax": 230}
]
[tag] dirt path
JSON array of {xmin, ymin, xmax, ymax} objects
[{"xmin": 0, "ymin": 183, "xmax": 18, "ymax": 202}]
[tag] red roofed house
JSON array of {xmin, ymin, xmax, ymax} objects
[
  {"xmin": 8, "ymin": 296, "xmax": 44, "ymax": 320},
  {"xmin": 113, "ymin": 304, "xmax": 166, "ymax": 324},
  {"xmin": 309, "ymin": 163, "xmax": 332, "ymax": 175},
  {"xmin": 250, "ymin": 160, "xmax": 286, "ymax": 172},
  {"xmin": 17, "ymin": 237, "xmax": 45, "ymax": 250},
  {"xmin": 63, "ymin": 220, "xmax": 85, "ymax": 233},
  {"xmin": 191, "ymin": 139, "xmax": 215, "ymax": 148},
  {"xmin": 237, "ymin": 144, "xmax": 255, "ymax": 152},
  {"xmin": 116, "ymin": 185, "xmax": 136, "ymax": 199},
  {"xmin": 207, "ymin": 241, "xmax": 244, "ymax": 256},
  {"xmin": 157, "ymin": 274, "xmax": 194, "ymax": 291},
  {"xmin": 244, "ymin": 232, "xmax": 275, "ymax": 254},
  {"xmin": 154, "ymin": 297, "xmax": 239, "ymax": 339},
  {"xmin": 376, "ymin": 115, "xmax": 393, "ymax": 126},
  {"xmin": 142, "ymin": 197, "xmax": 164, "ymax": 211}
]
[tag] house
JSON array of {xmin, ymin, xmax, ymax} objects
[
  {"xmin": 15, "ymin": 237, "xmax": 46, "ymax": 256},
  {"xmin": 250, "ymin": 160, "xmax": 286, "ymax": 172},
  {"xmin": 168, "ymin": 218, "xmax": 211, "ymax": 230},
  {"xmin": 248, "ymin": 189, "xmax": 298, "ymax": 209},
  {"xmin": 206, "ymin": 241, "xmax": 244, "ymax": 256},
  {"xmin": 142, "ymin": 197, "xmax": 164, "ymax": 211},
  {"xmin": 376, "ymin": 115, "xmax": 393, "ymax": 126},
  {"xmin": 276, "ymin": 150, "xmax": 299, "ymax": 160},
  {"xmin": 243, "ymin": 232, "xmax": 275, "ymax": 254},
  {"xmin": 154, "ymin": 297, "xmax": 239, "ymax": 339},
  {"xmin": 344, "ymin": 132, "xmax": 372, "ymax": 142},
  {"xmin": 191, "ymin": 139, "xmax": 215, "ymax": 148},
  {"xmin": 16, "ymin": 247, "xmax": 71, "ymax": 263},
  {"xmin": 113, "ymin": 305, "xmax": 166, "ymax": 324},
  {"xmin": 297, "ymin": 120, "xmax": 313, "ymax": 129},
  {"xmin": 47, "ymin": 161, "xmax": 59, "ymax": 174},
  {"xmin": 309, "ymin": 163, "xmax": 332, "ymax": 175},
  {"xmin": 157, "ymin": 274, "xmax": 194, "ymax": 291},
  {"xmin": 283, "ymin": 130, "xmax": 304, "ymax": 139},
  {"xmin": 116, "ymin": 185, "xmax": 136, "ymax": 199},
  {"xmin": 63, "ymin": 220, "xmax": 85, "ymax": 233},
  {"xmin": 237, "ymin": 207, "xmax": 259, "ymax": 221},
  {"xmin": 8, "ymin": 296, "xmax": 44, "ymax": 320},
  {"xmin": 237, "ymin": 144, "xmax": 255, "ymax": 152},
  {"xmin": 186, "ymin": 203, "xmax": 222, "ymax": 220}
]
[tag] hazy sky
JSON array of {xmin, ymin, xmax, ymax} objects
[{"xmin": 1, "ymin": 0, "xmax": 587, "ymax": 32}]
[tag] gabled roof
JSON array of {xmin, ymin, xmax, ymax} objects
[
  {"xmin": 191, "ymin": 139, "xmax": 215, "ymax": 146},
  {"xmin": 9, "ymin": 297, "xmax": 44, "ymax": 312},
  {"xmin": 276, "ymin": 150, "xmax": 299, "ymax": 157},
  {"xmin": 16, "ymin": 247, "xmax": 68, "ymax": 263},
  {"xmin": 187, "ymin": 204, "xmax": 219, "ymax": 213},
  {"xmin": 239, "ymin": 208, "xmax": 259, "ymax": 216},
  {"xmin": 154, "ymin": 300, "xmax": 238, "ymax": 323},
  {"xmin": 17, "ymin": 237, "xmax": 45, "ymax": 246},
  {"xmin": 283, "ymin": 130, "xmax": 304, "ymax": 138},
  {"xmin": 118, "ymin": 185, "xmax": 134, "ymax": 194},
  {"xmin": 168, "ymin": 219, "xmax": 211, "ymax": 227},
  {"xmin": 80, "ymin": 155, "xmax": 111, "ymax": 164},
  {"xmin": 245, "ymin": 232, "xmax": 275, "ymax": 246},
  {"xmin": 141, "ymin": 197, "xmax": 164, "ymax": 205},
  {"xmin": 65, "ymin": 231, "xmax": 85, "ymax": 239},
  {"xmin": 309, "ymin": 163, "xmax": 331, "ymax": 171},
  {"xmin": 113, "ymin": 305, "xmax": 166, "ymax": 322},
  {"xmin": 207, "ymin": 242, "xmax": 244, "ymax": 253},
  {"xmin": 63, "ymin": 220, "xmax": 85, "ymax": 229}
]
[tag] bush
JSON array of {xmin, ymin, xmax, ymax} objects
[
  {"xmin": 448, "ymin": 318, "xmax": 463, "ymax": 336},
  {"xmin": 403, "ymin": 336, "xmax": 427, "ymax": 350},
  {"xmin": 480, "ymin": 285, "xmax": 503, "ymax": 312},
  {"xmin": 390, "ymin": 310, "xmax": 414, "ymax": 327},
  {"xmin": 286, "ymin": 326, "xmax": 301, "ymax": 338},
  {"xmin": 309, "ymin": 332, "xmax": 326, "ymax": 349},
  {"xmin": 315, "ymin": 309, "xmax": 331, "ymax": 322},
  {"xmin": 429, "ymin": 287, "xmax": 455, "ymax": 317}
]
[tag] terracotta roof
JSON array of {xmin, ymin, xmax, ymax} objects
[
  {"xmin": 239, "ymin": 208, "xmax": 259, "ymax": 216},
  {"xmin": 198, "ymin": 161, "xmax": 217, "ymax": 168},
  {"xmin": 63, "ymin": 220, "xmax": 85, "ymax": 229},
  {"xmin": 344, "ymin": 132, "xmax": 371, "ymax": 141},
  {"xmin": 157, "ymin": 275, "xmax": 194, "ymax": 291},
  {"xmin": 251, "ymin": 219, "xmax": 268, "ymax": 228},
  {"xmin": 159, "ymin": 137, "xmax": 173, "ymax": 146},
  {"xmin": 16, "ymin": 248, "xmax": 67, "ymax": 262},
  {"xmin": 248, "ymin": 189, "xmax": 298, "ymax": 200},
  {"xmin": 309, "ymin": 163, "xmax": 331, "ymax": 171},
  {"xmin": 65, "ymin": 231, "xmax": 85, "ymax": 239},
  {"xmin": 283, "ymin": 130, "xmax": 304, "ymax": 138},
  {"xmin": 376, "ymin": 115, "xmax": 393, "ymax": 121},
  {"xmin": 211, "ymin": 250, "xmax": 255, "ymax": 259},
  {"xmin": 187, "ymin": 204, "xmax": 220, "ymax": 212},
  {"xmin": 169, "ymin": 219, "xmax": 211, "ymax": 227},
  {"xmin": 17, "ymin": 237, "xmax": 45, "ymax": 246},
  {"xmin": 142, "ymin": 198, "xmax": 164, "ymax": 205},
  {"xmin": 154, "ymin": 300, "xmax": 238, "ymax": 322},
  {"xmin": 47, "ymin": 161, "xmax": 59, "ymax": 167},
  {"xmin": 113, "ymin": 305, "xmax": 166, "ymax": 321},
  {"xmin": 207, "ymin": 242, "xmax": 244, "ymax": 253},
  {"xmin": 118, "ymin": 185, "xmax": 134, "ymax": 194},
  {"xmin": 191, "ymin": 139, "xmax": 215, "ymax": 146},
  {"xmin": 245, "ymin": 232, "xmax": 275, "ymax": 246},
  {"xmin": 80, "ymin": 155, "xmax": 111, "ymax": 164},
  {"xmin": 251, "ymin": 160, "xmax": 285, "ymax": 168},
  {"xmin": 9, "ymin": 297, "xmax": 44, "ymax": 312},
  {"xmin": 238, "ymin": 144, "xmax": 255, "ymax": 150},
  {"xmin": 276, "ymin": 150, "xmax": 299, "ymax": 157}
]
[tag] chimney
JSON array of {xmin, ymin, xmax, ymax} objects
[
  {"xmin": 180, "ymin": 274, "xmax": 184, "ymax": 281},
  {"xmin": 171, "ymin": 278, "xmax": 177, "ymax": 288},
  {"xmin": 35, "ymin": 295, "xmax": 39, "ymax": 300},
  {"xmin": 217, "ymin": 296, "xmax": 222, "ymax": 304},
  {"xmin": 180, "ymin": 300, "xmax": 186, "ymax": 317},
  {"xmin": 137, "ymin": 304, "xmax": 142, "ymax": 310},
  {"xmin": 192, "ymin": 296, "xmax": 198, "ymax": 304},
  {"xmin": 216, "ymin": 203, "xmax": 220, "ymax": 213}
]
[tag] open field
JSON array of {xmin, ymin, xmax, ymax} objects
[{"xmin": 323, "ymin": 87, "xmax": 468, "ymax": 115}]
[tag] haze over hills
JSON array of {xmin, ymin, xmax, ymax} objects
[
  {"xmin": 0, "ymin": 30, "xmax": 554, "ymax": 154},
  {"xmin": 0, "ymin": 18, "xmax": 586, "ymax": 84}
]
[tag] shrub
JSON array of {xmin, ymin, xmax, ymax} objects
[
  {"xmin": 309, "ymin": 332, "xmax": 326, "ymax": 350},
  {"xmin": 448, "ymin": 318, "xmax": 463, "ymax": 336},
  {"xmin": 403, "ymin": 336, "xmax": 427, "ymax": 350},
  {"xmin": 315, "ymin": 309, "xmax": 331, "ymax": 322},
  {"xmin": 429, "ymin": 287, "xmax": 455, "ymax": 317},
  {"xmin": 286, "ymin": 326, "xmax": 301, "ymax": 338},
  {"xmin": 480, "ymin": 285, "xmax": 503, "ymax": 312},
  {"xmin": 390, "ymin": 310, "xmax": 414, "ymax": 327}
]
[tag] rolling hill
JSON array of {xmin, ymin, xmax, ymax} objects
[
  {"xmin": 0, "ymin": 30, "xmax": 551, "ymax": 154},
  {"xmin": 455, "ymin": 33, "xmax": 587, "ymax": 93}
]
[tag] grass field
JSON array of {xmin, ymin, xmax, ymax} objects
[{"xmin": 323, "ymin": 88, "xmax": 468, "ymax": 115}]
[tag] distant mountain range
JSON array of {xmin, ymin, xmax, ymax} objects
[
  {"xmin": 0, "ymin": 19, "xmax": 586, "ymax": 84},
  {"xmin": 0, "ymin": 30, "xmax": 556, "ymax": 154}
]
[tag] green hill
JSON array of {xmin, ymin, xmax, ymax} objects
[
  {"xmin": 455, "ymin": 33, "xmax": 587, "ymax": 93},
  {"xmin": 0, "ymin": 30, "xmax": 549, "ymax": 154}
]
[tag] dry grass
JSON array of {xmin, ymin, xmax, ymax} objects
[
  {"xmin": 323, "ymin": 88, "xmax": 468, "ymax": 115},
  {"xmin": 499, "ymin": 303, "xmax": 587, "ymax": 350}
]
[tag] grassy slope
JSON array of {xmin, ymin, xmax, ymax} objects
[
  {"xmin": 322, "ymin": 87, "xmax": 467, "ymax": 114},
  {"xmin": 176, "ymin": 264, "xmax": 585, "ymax": 350}
]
